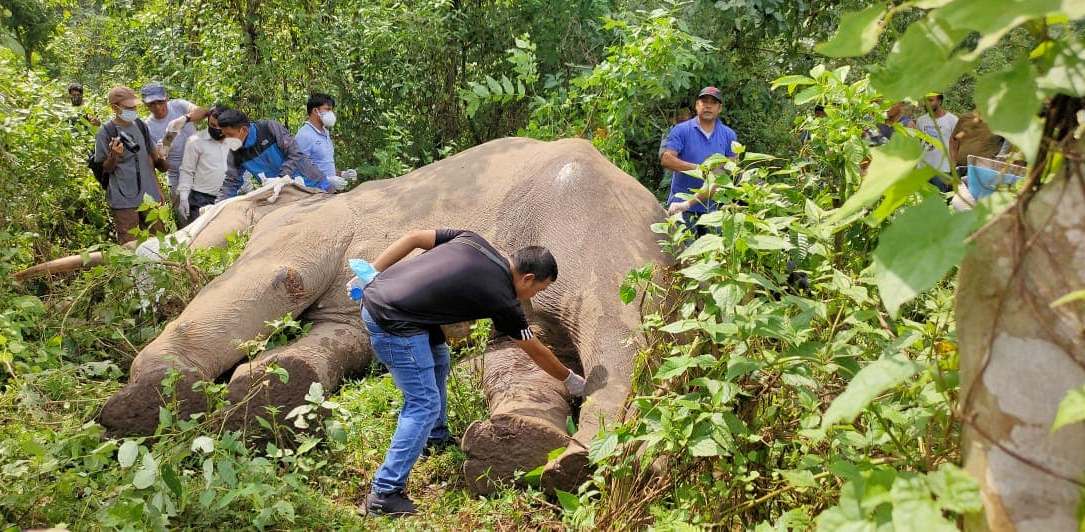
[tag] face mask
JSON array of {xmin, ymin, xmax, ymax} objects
[
  {"xmin": 208, "ymin": 127, "xmax": 224, "ymax": 140},
  {"xmin": 319, "ymin": 110, "xmax": 336, "ymax": 128},
  {"xmin": 119, "ymin": 109, "xmax": 139, "ymax": 122},
  {"xmin": 224, "ymin": 137, "xmax": 243, "ymax": 151}
]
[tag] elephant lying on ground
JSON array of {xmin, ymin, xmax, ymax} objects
[{"xmin": 74, "ymin": 137, "xmax": 667, "ymax": 493}]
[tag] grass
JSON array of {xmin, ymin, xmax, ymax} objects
[{"xmin": 0, "ymin": 341, "xmax": 563, "ymax": 531}]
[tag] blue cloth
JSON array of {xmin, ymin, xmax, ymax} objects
[
  {"xmin": 664, "ymin": 117, "xmax": 738, "ymax": 213},
  {"xmin": 967, "ymin": 164, "xmax": 1021, "ymax": 200},
  {"xmin": 363, "ymin": 307, "xmax": 450, "ymax": 495},
  {"xmin": 295, "ymin": 122, "xmax": 336, "ymax": 177}
]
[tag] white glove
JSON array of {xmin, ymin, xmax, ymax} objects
[
  {"xmin": 342, "ymin": 168, "xmax": 358, "ymax": 182},
  {"xmin": 167, "ymin": 116, "xmax": 187, "ymax": 134},
  {"xmin": 266, "ymin": 176, "xmax": 293, "ymax": 203},
  {"xmin": 563, "ymin": 371, "xmax": 586, "ymax": 397},
  {"xmin": 327, "ymin": 174, "xmax": 348, "ymax": 191},
  {"xmin": 177, "ymin": 193, "xmax": 190, "ymax": 222},
  {"xmin": 667, "ymin": 200, "xmax": 692, "ymax": 215}
]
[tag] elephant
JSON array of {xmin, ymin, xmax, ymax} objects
[{"xmin": 71, "ymin": 137, "xmax": 668, "ymax": 493}]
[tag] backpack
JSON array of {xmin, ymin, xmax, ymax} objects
[{"xmin": 86, "ymin": 119, "xmax": 157, "ymax": 189}]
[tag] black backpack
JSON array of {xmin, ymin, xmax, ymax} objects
[{"xmin": 87, "ymin": 119, "xmax": 156, "ymax": 189}]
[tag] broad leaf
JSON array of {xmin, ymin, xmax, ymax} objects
[
  {"xmin": 832, "ymin": 133, "xmax": 924, "ymax": 223},
  {"xmin": 816, "ymin": 3, "xmax": 887, "ymax": 58},
  {"xmin": 118, "ymin": 440, "xmax": 139, "ymax": 468},
  {"xmin": 926, "ymin": 464, "xmax": 982, "ymax": 514},
  {"xmin": 191, "ymin": 436, "xmax": 215, "ymax": 454},
  {"xmin": 975, "ymin": 60, "xmax": 1042, "ymax": 162},
  {"xmin": 1051, "ymin": 384, "xmax": 1085, "ymax": 432},
  {"xmin": 869, "ymin": 195, "xmax": 973, "ymax": 317},
  {"xmin": 133, "ymin": 452, "xmax": 158, "ymax": 489},
  {"xmin": 818, "ymin": 355, "xmax": 921, "ymax": 434}
]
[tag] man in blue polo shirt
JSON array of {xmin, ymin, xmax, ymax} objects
[
  {"xmin": 661, "ymin": 86, "xmax": 738, "ymax": 234},
  {"xmin": 296, "ymin": 93, "xmax": 357, "ymax": 185}
]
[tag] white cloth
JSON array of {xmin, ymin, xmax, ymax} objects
[
  {"xmin": 177, "ymin": 129, "xmax": 229, "ymax": 196},
  {"xmin": 916, "ymin": 112, "xmax": 959, "ymax": 172}
]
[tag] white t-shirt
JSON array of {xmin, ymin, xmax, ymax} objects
[
  {"xmin": 146, "ymin": 99, "xmax": 197, "ymax": 187},
  {"xmin": 915, "ymin": 112, "xmax": 958, "ymax": 172}
]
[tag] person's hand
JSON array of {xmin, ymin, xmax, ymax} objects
[
  {"xmin": 177, "ymin": 194, "xmax": 190, "ymax": 223},
  {"xmin": 109, "ymin": 137, "xmax": 124, "ymax": 157},
  {"xmin": 563, "ymin": 370, "xmax": 586, "ymax": 396},
  {"xmin": 341, "ymin": 168, "xmax": 358, "ymax": 182},
  {"xmin": 166, "ymin": 116, "xmax": 187, "ymax": 134},
  {"xmin": 327, "ymin": 174, "xmax": 348, "ymax": 191},
  {"xmin": 668, "ymin": 200, "xmax": 691, "ymax": 215}
]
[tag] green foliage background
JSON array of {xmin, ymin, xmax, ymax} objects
[{"xmin": 1, "ymin": 0, "xmax": 1084, "ymax": 529}]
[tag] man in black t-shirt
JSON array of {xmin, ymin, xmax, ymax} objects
[{"xmin": 360, "ymin": 229, "xmax": 586, "ymax": 516}]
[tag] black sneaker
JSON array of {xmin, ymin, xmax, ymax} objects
[
  {"xmin": 364, "ymin": 490, "xmax": 417, "ymax": 517},
  {"xmin": 422, "ymin": 436, "xmax": 458, "ymax": 456}
]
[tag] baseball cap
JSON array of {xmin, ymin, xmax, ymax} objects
[
  {"xmin": 140, "ymin": 82, "xmax": 168, "ymax": 103},
  {"xmin": 698, "ymin": 86, "xmax": 723, "ymax": 102},
  {"xmin": 67, "ymin": 82, "xmax": 83, "ymax": 93},
  {"xmin": 107, "ymin": 86, "xmax": 138, "ymax": 107}
]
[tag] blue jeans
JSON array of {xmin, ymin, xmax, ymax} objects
[{"xmin": 362, "ymin": 308, "xmax": 450, "ymax": 495}]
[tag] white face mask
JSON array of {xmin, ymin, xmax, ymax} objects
[
  {"xmin": 119, "ymin": 109, "xmax": 139, "ymax": 122},
  {"xmin": 224, "ymin": 137, "xmax": 243, "ymax": 151},
  {"xmin": 319, "ymin": 110, "xmax": 336, "ymax": 128}
]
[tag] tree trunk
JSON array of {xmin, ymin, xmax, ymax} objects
[{"xmin": 956, "ymin": 137, "xmax": 1085, "ymax": 530}]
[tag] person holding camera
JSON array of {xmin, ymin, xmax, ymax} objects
[{"xmin": 93, "ymin": 86, "xmax": 169, "ymax": 243}]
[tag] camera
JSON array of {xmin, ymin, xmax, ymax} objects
[{"xmin": 115, "ymin": 131, "xmax": 141, "ymax": 153}]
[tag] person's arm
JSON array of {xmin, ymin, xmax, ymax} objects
[
  {"xmin": 100, "ymin": 128, "xmax": 124, "ymax": 173},
  {"xmin": 371, "ymin": 229, "xmax": 438, "ymax": 272},
  {"xmin": 514, "ymin": 337, "xmax": 573, "ymax": 381},
  {"xmin": 267, "ymin": 120, "xmax": 327, "ymax": 187},
  {"xmin": 660, "ymin": 148, "xmax": 698, "ymax": 173},
  {"xmin": 217, "ymin": 153, "xmax": 241, "ymax": 202},
  {"xmin": 177, "ymin": 137, "xmax": 199, "ymax": 197}
]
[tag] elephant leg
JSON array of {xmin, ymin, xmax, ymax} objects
[
  {"xmin": 462, "ymin": 341, "xmax": 572, "ymax": 495},
  {"xmin": 100, "ymin": 233, "xmax": 342, "ymax": 436},
  {"xmin": 224, "ymin": 319, "xmax": 369, "ymax": 430}
]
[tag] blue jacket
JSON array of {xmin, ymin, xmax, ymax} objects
[{"xmin": 217, "ymin": 119, "xmax": 330, "ymax": 201}]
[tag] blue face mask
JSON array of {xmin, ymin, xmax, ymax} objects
[{"xmin": 119, "ymin": 109, "xmax": 139, "ymax": 122}]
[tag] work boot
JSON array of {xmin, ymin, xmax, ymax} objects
[
  {"xmin": 422, "ymin": 435, "xmax": 458, "ymax": 456},
  {"xmin": 364, "ymin": 490, "xmax": 417, "ymax": 517}
]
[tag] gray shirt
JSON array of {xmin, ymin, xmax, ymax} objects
[
  {"xmin": 145, "ymin": 99, "xmax": 197, "ymax": 187},
  {"xmin": 93, "ymin": 120, "xmax": 162, "ymax": 209}
]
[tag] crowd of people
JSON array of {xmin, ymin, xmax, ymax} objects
[{"xmin": 72, "ymin": 82, "xmax": 356, "ymax": 243}]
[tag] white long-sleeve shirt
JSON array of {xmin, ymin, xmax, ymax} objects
[{"xmin": 177, "ymin": 129, "xmax": 229, "ymax": 196}]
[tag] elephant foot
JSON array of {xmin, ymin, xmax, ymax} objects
[
  {"xmin": 100, "ymin": 366, "xmax": 207, "ymax": 436},
  {"xmin": 462, "ymin": 413, "xmax": 570, "ymax": 495},
  {"xmin": 541, "ymin": 442, "xmax": 589, "ymax": 493},
  {"xmin": 224, "ymin": 353, "xmax": 321, "ymax": 431}
]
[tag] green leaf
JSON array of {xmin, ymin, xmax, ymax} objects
[
  {"xmin": 746, "ymin": 234, "xmax": 793, "ymax": 251},
  {"xmin": 191, "ymin": 436, "xmax": 214, "ymax": 454},
  {"xmin": 619, "ymin": 282, "xmax": 637, "ymax": 305},
  {"xmin": 589, "ymin": 432, "xmax": 619, "ymax": 462},
  {"xmin": 890, "ymin": 475, "xmax": 957, "ymax": 532},
  {"xmin": 688, "ymin": 435, "xmax": 723, "ymax": 457},
  {"xmin": 555, "ymin": 489, "xmax": 580, "ymax": 513},
  {"xmin": 832, "ymin": 133, "xmax": 925, "ymax": 222},
  {"xmin": 818, "ymin": 355, "xmax": 921, "ymax": 435},
  {"xmin": 1051, "ymin": 290, "xmax": 1085, "ymax": 308},
  {"xmin": 870, "ymin": 166, "xmax": 937, "ymax": 223},
  {"xmin": 133, "ymin": 452, "xmax": 158, "ymax": 489},
  {"xmin": 869, "ymin": 195, "xmax": 973, "ymax": 316},
  {"xmin": 782, "ymin": 469, "xmax": 817, "ymax": 489},
  {"xmin": 870, "ymin": 17, "xmax": 972, "ymax": 100},
  {"xmin": 926, "ymin": 464, "xmax": 982, "ymax": 514},
  {"xmin": 816, "ymin": 3, "xmax": 887, "ymax": 57},
  {"xmin": 1052, "ymin": 384, "xmax": 1085, "ymax": 432},
  {"xmin": 1035, "ymin": 38, "xmax": 1085, "ymax": 97},
  {"xmin": 162, "ymin": 464, "xmax": 183, "ymax": 498},
  {"xmin": 118, "ymin": 440, "xmax": 139, "ymax": 468},
  {"xmin": 975, "ymin": 60, "xmax": 1042, "ymax": 161}
]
